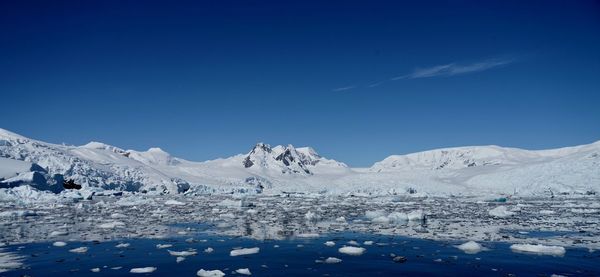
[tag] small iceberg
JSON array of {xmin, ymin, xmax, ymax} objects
[
  {"xmin": 130, "ymin": 267, "xmax": 157, "ymax": 273},
  {"xmin": 338, "ymin": 246, "xmax": 366, "ymax": 256},
  {"xmin": 235, "ymin": 268, "xmax": 252, "ymax": 275},
  {"xmin": 230, "ymin": 247, "xmax": 260, "ymax": 257},
  {"xmin": 69, "ymin": 246, "xmax": 88, "ymax": 254},
  {"xmin": 53, "ymin": 241, "xmax": 67, "ymax": 247},
  {"xmin": 456, "ymin": 241, "xmax": 485, "ymax": 254},
  {"xmin": 197, "ymin": 269, "xmax": 225, "ymax": 277},
  {"xmin": 510, "ymin": 244, "xmax": 566, "ymax": 256}
]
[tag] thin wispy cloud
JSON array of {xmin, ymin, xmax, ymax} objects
[
  {"xmin": 392, "ymin": 58, "xmax": 515, "ymax": 80},
  {"xmin": 332, "ymin": 56, "xmax": 516, "ymax": 92},
  {"xmin": 332, "ymin": 86, "xmax": 356, "ymax": 92}
]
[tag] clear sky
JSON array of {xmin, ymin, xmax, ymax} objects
[{"xmin": 1, "ymin": 1, "xmax": 599, "ymax": 167}]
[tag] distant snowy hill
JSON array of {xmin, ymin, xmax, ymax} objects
[{"xmin": 0, "ymin": 128, "xmax": 598, "ymax": 197}]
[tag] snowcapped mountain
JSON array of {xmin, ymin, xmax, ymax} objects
[
  {"xmin": 370, "ymin": 145, "xmax": 546, "ymax": 172},
  {"xmin": 241, "ymin": 143, "xmax": 347, "ymax": 175},
  {"xmin": 0, "ymin": 127, "xmax": 598, "ymax": 197}
]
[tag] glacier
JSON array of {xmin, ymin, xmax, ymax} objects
[{"xmin": 0, "ymin": 127, "xmax": 598, "ymax": 197}]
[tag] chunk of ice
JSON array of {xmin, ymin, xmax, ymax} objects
[
  {"xmin": 197, "ymin": 269, "xmax": 225, "ymax": 277},
  {"xmin": 456, "ymin": 241, "xmax": 485, "ymax": 254},
  {"xmin": 338, "ymin": 246, "xmax": 366, "ymax": 256},
  {"xmin": 230, "ymin": 247, "xmax": 260, "ymax": 256},
  {"xmin": 510, "ymin": 244, "xmax": 566, "ymax": 256},
  {"xmin": 235, "ymin": 268, "xmax": 252, "ymax": 275},
  {"xmin": 130, "ymin": 267, "xmax": 157, "ymax": 273}
]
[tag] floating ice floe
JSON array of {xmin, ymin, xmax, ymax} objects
[
  {"xmin": 324, "ymin": 257, "xmax": 342, "ymax": 264},
  {"xmin": 456, "ymin": 241, "xmax": 485, "ymax": 254},
  {"xmin": 165, "ymin": 200, "xmax": 186, "ymax": 206},
  {"xmin": 49, "ymin": 231, "xmax": 68, "ymax": 237},
  {"xmin": 324, "ymin": 241, "xmax": 335, "ymax": 247},
  {"xmin": 130, "ymin": 267, "xmax": 157, "ymax": 273},
  {"xmin": 197, "ymin": 269, "xmax": 225, "ymax": 277},
  {"xmin": 510, "ymin": 244, "xmax": 566, "ymax": 256},
  {"xmin": 91, "ymin": 267, "xmax": 100, "ymax": 272},
  {"xmin": 115, "ymin": 243, "xmax": 130, "ymax": 248},
  {"xmin": 98, "ymin": 221, "xmax": 125, "ymax": 229},
  {"xmin": 204, "ymin": 247, "xmax": 214, "ymax": 253},
  {"xmin": 363, "ymin": 241, "xmax": 374, "ymax": 246},
  {"xmin": 347, "ymin": 240, "xmax": 360, "ymax": 246},
  {"xmin": 69, "ymin": 246, "xmax": 88, "ymax": 254},
  {"xmin": 0, "ymin": 248, "xmax": 25, "ymax": 273},
  {"xmin": 168, "ymin": 249, "xmax": 197, "ymax": 257},
  {"xmin": 176, "ymin": 257, "xmax": 185, "ymax": 263},
  {"xmin": 230, "ymin": 247, "xmax": 260, "ymax": 256},
  {"xmin": 488, "ymin": 206, "xmax": 515, "ymax": 218},
  {"xmin": 367, "ymin": 210, "xmax": 424, "ymax": 224},
  {"xmin": 53, "ymin": 241, "xmax": 67, "ymax": 247},
  {"xmin": 235, "ymin": 268, "xmax": 252, "ymax": 275},
  {"xmin": 156, "ymin": 244, "xmax": 172, "ymax": 249},
  {"xmin": 338, "ymin": 246, "xmax": 366, "ymax": 256}
]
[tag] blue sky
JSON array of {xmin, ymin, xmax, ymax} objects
[{"xmin": 1, "ymin": 1, "xmax": 599, "ymax": 166}]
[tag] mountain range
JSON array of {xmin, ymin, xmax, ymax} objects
[{"xmin": 1, "ymin": 128, "xmax": 598, "ymax": 197}]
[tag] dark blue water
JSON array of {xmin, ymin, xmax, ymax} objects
[{"xmin": 3, "ymin": 232, "xmax": 600, "ymax": 276}]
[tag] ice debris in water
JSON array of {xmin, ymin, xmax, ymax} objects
[
  {"xmin": 130, "ymin": 267, "xmax": 157, "ymax": 273},
  {"xmin": 156, "ymin": 244, "xmax": 172, "ymax": 249},
  {"xmin": 168, "ymin": 249, "xmax": 197, "ymax": 256},
  {"xmin": 98, "ymin": 221, "xmax": 125, "ymax": 229},
  {"xmin": 324, "ymin": 257, "xmax": 342, "ymax": 264},
  {"xmin": 235, "ymin": 268, "xmax": 252, "ymax": 275},
  {"xmin": 488, "ymin": 206, "xmax": 515, "ymax": 218},
  {"xmin": 0, "ymin": 248, "xmax": 25, "ymax": 273},
  {"xmin": 69, "ymin": 246, "xmax": 88, "ymax": 254},
  {"xmin": 510, "ymin": 244, "xmax": 566, "ymax": 256},
  {"xmin": 204, "ymin": 247, "xmax": 214, "ymax": 253},
  {"xmin": 91, "ymin": 267, "xmax": 100, "ymax": 272},
  {"xmin": 456, "ymin": 241, "xmax": 485, "ymax": 254},
  {"xmin": 230, "ymin": 247, "xmax": 260, "ymax": 256},
  {"xmin": 115, "ymin": 243, "xmax": 130, "ymax": 248},
  {"xmin": 197, "ymin": 269, "xmax": 226, "ymax": 277},
  {"xmin": 165, "ymin": 200, "xmax": 186, "ymax": 206},
  {"xmin": 53, "ymin": 241, "xmax": 67, "ymax": 247},
  {"xmin": 324, "ymin": 241, "xmax": 335, "ymax": 247},
  {"xmin": 338, "ymin": 246, "xmax": 366, "ymax": 256}
]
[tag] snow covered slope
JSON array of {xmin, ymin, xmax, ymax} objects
[{"xmin": 0, "ymin": 128, "xmax": 598, "ymax": 197}]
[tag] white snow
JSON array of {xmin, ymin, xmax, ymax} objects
[
  {"xmin": 456, "ymin": 241, "xmax": 485, "ymax": 254},
  {"xmin": 130, "ymin": 267, "xmax": 157, "ymax": 273},
  {"xmin": 0, "ymin": 127, "xmax": 598, "ymax": 197},
  {"xmin": 230, "ymin": 247, "xmax": 260, "ymax": 256},
  {"xmin": 235, "ymin": 268, "xmax": 252, "ymax": 275},
  {"xmin": 338, "ymin": 246, "xmax": 366, "ymax": 256},
  {"xmin": 510, "ymin": 244, "xmax": 566, "ymax": 256},
  {"xmin": 197, "ymin": 269, "xmax": 225, "ymax": 277}
]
